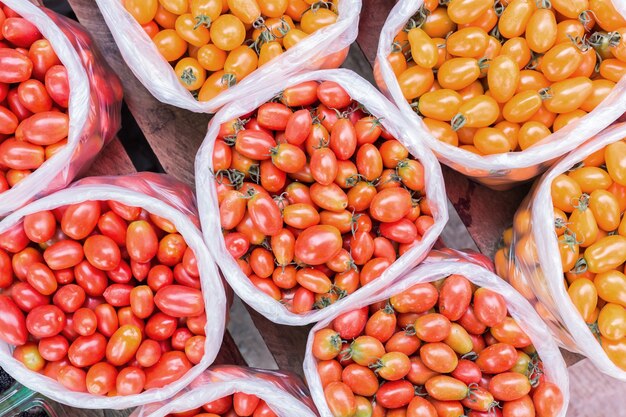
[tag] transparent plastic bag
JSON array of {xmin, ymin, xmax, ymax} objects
[
  {"xmin": 375, "ymin": 0, "xmax": 626, "ymax": 190},
  {"xmin": 195, "ymin": 68, "xmax": 448, "ymax": 325},
  {"xmin": 499, "ymin": 122, "xmax": 626, "ymax": 380},
  {"xmin": 131, "ymin": 365, "xmax": 318, "ymax": 417},
  {"xmin": 0, "ymin": 173, "xmax": 227, "ymax": 409},
  {"xmin": 94, "ymin": 0, "xmax": 361, "ymax": 113},
  {"xmin": 303, "ymin": 249, "xmax": 570, "ymax": 417},
  {"xmin": 0, "ymin": 0, "xmax": 123, "ymax": 216}
]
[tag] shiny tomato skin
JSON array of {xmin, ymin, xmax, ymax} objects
[
  {"xmin": 85, "ymin": 362, "xmax": 117, "ymax": 396},
  {"xmin": 488, "ymin": 372, "xmax": 531, "ymax": 401},
  {"xmin": 332, "ymin": 307, "xmax": 368, "ymax": 339},
  {"xmin": 476, "ymin": 343, "xmax": 518, "ymax": 373},
  {"xmin": 375, "ymin": 379, "xmax": 415, "ymax": 409},
  {"xmin": 439, "ymin": 274, "xmax": 473, "ymax": 321},
  {"xmin": 44, "ymin": 240, "xmax": 84, "ymax": 270},
  {"xmin": 154, "ymin": 285, "xmax": 204, "ymax": 318},
  {"xmin": 144, "ymin": 351, "xmax": 192, "ymax": 389},
  {"xmin": 116, "ymin": 366, "xmax": 146, "ymax": 395},
  {"xmin": 75, "ymin": 261, "xmax": 108, "ymax": 297},
  {"xmin": 61, "ymin": 201, "xmax": 100, "ymax": 240},
  {"xmin": 324, "ymin": 382, "xmax": 357, "ymax": 417},
  {"xmin": 94, "ymin": 303, "xmax": 119, "ymax": 337},
  {"xmin": 532, "ymin": 382, "xmax": 563, "ymax": 417},
  {"xmin": 127, "ymin": 220, "xmax": 159, "ymax": 263},
  {"xmin": 68, "ymin": 332, "xmax": 107, "ymax": 367},
  {"xmin": 369, "ymin": 187, "xmax": 412, "ymax": 223},
  {"xmin": 294, "ymin": 225, "xmax": 343, "ymax": 265},
  {"xmin": 12, "ymin": 281, "xmax": 50, "ymax": 312},
  {"xmin": 234, "ymin": 392, "xmax": 261, "ymax": 416},
  {"xmin": 0, "ymin": 295, "xmax": 27, "ymax": 345},
  {"xmin": 23, "ymin": 210, "xmax": 56, "ymax": 243},
  {"xmin": 473, "ymin": 287, "xmax": 508, "ymax": 327},
  {"xmin": 26, "ymin": 304, "xmax": 65, "ymax": 338},
  {"xmin": 146, "ymin": 312, "xmax": 178, "ymax": 341},
  {"xmin": 26, "ymin": 262, "xmax": 57, "ymax": 296},
  {"xmin": 38, "ymin": 335, "xmax": 69, "ymax": 362},
  {"xmin": 84, "ymin": 235, "xmax": 121, "ymax": 271},
  {"xmin": 52, "ymin": 284, "xmax": 85, "ymax": 313},
  {"xmin": 57, "ymin": 365, "xmax": 87, "ymax": 392},
  {"xmin": 106, "ymin": 324, "xmax": 142, "ymax": 366},
  {"xmin": 72, "ymin": 307, "xmax": 97, "ymax": 336}
]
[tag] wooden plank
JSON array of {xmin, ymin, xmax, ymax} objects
[
  {"xmin": 84, "ymin": 137, "xmax": 137, "ymax": 177},
  {"xmin": 67, "ymin": 0, "xmax": 210, "ymax": 187}
]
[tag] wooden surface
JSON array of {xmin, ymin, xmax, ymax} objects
[{"xmin": 6, "ymin": 0, "xmax": 591, "ymax": 415}]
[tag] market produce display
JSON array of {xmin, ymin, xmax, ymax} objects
[
  {"xmin": 497, "ymin": 123, "xmax": 626, "ymax": 378},
  {"xmin": 0, "ymin": 174, "xmax": 227, "ymax": 409},
  {"xmin": 122, "ymin": 0, "xmax": 344, "ymax": 102},
  {"xmin": 305, "ymin": 252, "xmax": 568, "ymax": 417},
  {"xmin": 0, "ymin": 0, "xmax": 122, "ymax": 216},
  {"xmin": 130, "ymin": 366, "xmax": 318, "ymax": 417},
  {"xmin": 195, "ymin": 70, "xmax": 447, "ymax": 325},
  {"xmin": 388, "ymin": 0, "xmax": 625, "ymax": 154}
]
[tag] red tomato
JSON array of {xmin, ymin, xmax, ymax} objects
[
  {"xmin": 414, "ymin": 313, "xmax": 452, "ymax": 343},
  {"xmin": 532, "ymin": 382, "xmax": 564, "ymax": 417},
  {"xmin": 375, "ymin": 379, "xmax": 415, "ymax": 409},
  {"xmin": 68, "ymin": 333, "xmax": 107, "ymax": 367},
  {"xmin": 13, "ymin": 281, "xmax": 50, "ymax": 312},
  {"xmin": 26, "ymin": 262, "xmax": 57, "ymax": 295},
  {"xmin": 247, "ymin": 192, "xmax": 282, "ymax": 236},
  {"xmin": 489, "ymin": 372, "xmax": 531, "ymax": 401},
  {"xmin": 439, "ymin": 274, "xmax": 473, "ymax": 321},
  {"xmin": 332, "ymin": 307, "xmax": 368, "ymax": 339},
  {"xmin": 234, "ymin": 392, "xmax": 261, "ymax": 416},
  {"xmin": 235, "ymin": 129, "xmax": 276, "ymax": 160},
  {"xmin": 43, "ymin": 239, "xmax": 84, "ymax": 270},
  {"xmin": 116, "ymin": 367, "xmax": 146, "ymax": 395},
  {"xmin": 0, "ymin": 295, "xmax": 27, "ymax": 345},
  {"xmin": 86, "ymin": 362, "xmax": 117, "ymax": 396},
  {"xmin": 476, "ymin": 343, "xmax": 518, "ymax": 373},
  {"xmin": 136, "ymin": 339, "xmax": 162, "ymax": 368},
  {"xmin": 144, "ymin": 351, "xmax": 192, "ymax": 389},
  {"xmin": 28, "ymin": 39, "xmax": 60, "ymax": 80},
  {"xmin": 184, "ymin": 335, "xmax": 205, "ymax": 364},
  {"xmin": 324, "ymin": 382, "xmax": 356, "ymax": 417},
  {"xmin": 127, "ymin": 220, "xmax": 158, "ymax": 263},
  {"xmin": 294, "ymin": 225, "xmax": 343, "ymax": 265},
  {"xmin": 257, "ymin": 102, "xmax": 292, "ymax": 130},
  {"xmin": 330, "ymin": 119, "xmax": 357, "ymax": 160},
  {"xmin": 61, "ymin": 201, "xmax": 100, "ymax": 240},
  {"xmin": 473, "ymin": 288, "xmax": 508, "ymax": 327},
  {"xmin": 38, "ymin": 335, "xmax": 68, "ymax": 362},
  {"xmin": 0, "ymin": 48, "xmax": 33, "ymax": 83},
  {"xmin": 317, "ymin": 81, "xmax": 352, "ymax": 108},
  {"xmin": 370, "ymin": 188, "xmax": 412, "ymax": 222},
  {"xmin": 390, "ymin": 283, "xmax": 439, "ymax": 313},
  {"xmin": 154, "ymin": 285, "xmax": 204, "ymax": 317},
  {"xmin": 57, "ymin": 365, "xmax": 87, "ymax": 392},
  {"xmin": 72, "ymin": 308, "xmax": 98, "ymax": 336},
  {"xmin": 94, "ymin": 303, "xmax": 119, "ymax": 337},
  {"xmin": 285, "ymin": 109, "xmax": 312, "ymax": 145},
  {"xmin": 44, "ymin": 65, "xmax": 69, "ymax": 108},
  {"xmin": 75, "ymin": 261, "xmax": 109, "ymax": 297},
  {"xmin": 17, "ymin": 79, "xmax": 52, "ymax": 113},
  {"xmin": 146, "ymin": 312, "xmax": 178, "ymax": 341},
  {"xmin": 157, "ymin": 233, "xmax": 187, "ymax": 266},
  {"xmin": 2, "ymin": 17, "xmax": 41, "ymax": 48},
  {"xmin": 84, "ymin": 235, "xmax": 121, "ymax": 271},
  {"xmin": 53, "ymin": 284, "xmax": 85, "ymax": 313},
  {"xmin": 23, "ymin": 210, "xmax": 56, "ymax": 243},
  {"xmin": 379, "ymin": 218, "xmax": 418, "ymax": 243},
  {"xmin": 26, "ymin": 304, "xmax": 65, "ymax": 338}
]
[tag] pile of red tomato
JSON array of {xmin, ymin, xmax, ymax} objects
[
  {"xmin": 0, "ymin": 200, "xmax": 207, "ymax": 395},
  {"xmin": 388, "ymin": 0, "xmax": 626, "ymax": 155},
  {"xmin": 0, "ymin": 5, "xmax": 70, "ymax": 191},
  {"xmin": 311, "ymin": 274, "xmax": 564, "ymax": 417},
  {"xmin": 213, "ymin": 80, "xmax": 434, "ymax": 314},
  {"xmin": 123, "ymin": 0, "xmax": 340, "ymax": 101},
  {"xmin": 167, "ymin": 392, "xmax": 278, "ymax": 417}
]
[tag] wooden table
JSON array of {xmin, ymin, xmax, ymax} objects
[{"xmin": 6, "ymin": 0, "xmax": 583, "ymax": 415}]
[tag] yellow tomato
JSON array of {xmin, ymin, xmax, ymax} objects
[
  {"xmin": 446, "ymin": 27, "xmax": 489, "ymax": 58},
  {"xmin": 422, "ymin": 118, "xmax": 459, "ymax": 146},
  {"xmin": 569, "ymin": 204, "xmax": 599, "ymax": 248},
  {"xmin": 495, "ymin": 121, "xmax": 520, "ymax": 150},
  {"xmin": 585, "ymin": 235, "xmax": 626, "ymax": 273},
  {"xmin": 595, "ymin": 270, "xmax": 626, "ymax": 306},
  {"xmin": 446, "ymin": 0, "xmax": 493, "ymax": 24},
  {"xmin": 258, "ymin": 41, "xmax": 283, "ymax": 66},
  {"xmin": 541, "ymin": 43, "xmax": 583, "ymax": 82},
  {"xmin": 227, "ymin": 0, "xmax": 261, "ymax": 24},
  {"xmin": 210, "ymin": 14, "xmax": 246, "ymax": 51},
  {"xmin": 409, "ymin": 28, "xmax": 439, "ymax": 69},
  {"xmin": 525, "ymin": 8, "xmax": 557, "ymax": 53},
  {"xmin": 197, "ymin": 44, "xmax": 227, "ymax": 71},
  {"xmin": 283, "ymin": 28, "xmax": 308, "ymax": 49},
  {"xmin": 258, "ymin": 0, "xmax": 288, "ymax": 17},
  {"xmin": 580, "ymin": 79, "xmax": 615, "ymax": 113},
  {"xmin": 500, "ymin": 37, "xmax": 531, "ymax": 69},
  {"xmin": 502, "ymin": 91, "xmax": 542, "ymax": 123},
  {"xmin": 159, "ymin": 0, "xmax": 188, "ymax": 15},
  {"xmin": 473, "ymin": 127, "xmax": 511, "ymax": 154},
  {"xmin": 487, "ymin": 55, "xmax": 520, "ymax": 103},
  {"xmin": 498, "ymin": 0, "xmax": 536, "ymax": 39},
  {"xmin": 570, "ymin": 168, "xmax": 612, "ymax": 196},
  {"xmin": 398, "ymin": 66, "xmax": 434, "ymax": 100},
  {"xmin": 285, "ymin": 0, "xmax": 308, "ymax": 21},
  {"xmin": 418, "ymin": 89, "xmax": 462, "ymax": 121},
  {"xmin": 600, "ymin": 59, "xmax": 626, "ymax": 82},
  {"xmin": 605, "ymin": 141, "xmax": 626, "ymax": 186},
  {"xmin": 601, "ymin": 336, "xmax": 626, "ymax": 370},
  {"xmin": 589, "ymin": 189, "xmax": 621, "ymax": 232},
  {"xmin": 517, "ymin": 121, "xmax": 550, "ymax": 150},
  {"xmin": 568, "ymin": 278, "xmax": 598, "ymax": 321},
  {"xmin": 224, "ymin": 45, "xmax": 258, "ymax": 81},
  {"xmin": 191, "ymin": 0, "xmax": 222, "ymax": 21},
  {"xmin": 198, "ymin": 70, "xmax": 235, "ymax": 101},
  {"xmin": 437, "ymin": 58, "xmax": 483, "ymax": 90},
  {"xmin": 551, "ymin": 173, "xmax": 583, "ymax": 213},
  {"xmin": 598, "ymin": 304, "xmax": 626, "ymax": 340},
  {"xmin": 543, "ymin": 77, "xmax": 593, "ymax": 114},
  {"xmin": 174, "ymin": 57, "xmax": 207, "ymax": 90},
  {"xmin": 451, "ymin": 95, "xmax": 499, "ymax": 130},
  {"xmin": 300, "ymin": 8, "xmax": 337, "ymax": 34},
  {"xmin": 552, "ymin": 110, "xmax": 587, "ymax": 131},
  {"xmin": 175, "ymin": 14, "xmax": 211, "ymax": 46},
  {"xmin": 153, "ymin": 29, "xmax": 188, "ymax": 61},
  {"xmin": 124, "ymin": 0, "xmax": 158, "ymax": 25},
  {"xmin": 421, "ymin": 7, "xmax": 456, "ymax": 38},
  {"xmin": 590, "ymin": 0, "xmax": 626, "ymax": 31}
]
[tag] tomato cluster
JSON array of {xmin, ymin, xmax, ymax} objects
[
  {"xmin": 124, "ymin": 0, "xmax": 340, "ymax": 101},
  {"xmin": 0, "ymin": 5, "xmax": 70, "ymax": 191},
  {"xmin": 388, "ymin": 0, "xmax": 626, "ymax": 155},
  {"xmin": 167, "ymin": 392, "xmax": 278, "ymax": 417},
  {"xmin": 311, "ymin": 274, "xmax": 564, "ymax": 417},
  {"xmin": 498, "ymin": 137, "xmax": 626, "ymax": 371},
  {"xmin": 0, "ymin": 200, "xmax": 206, "ymax": 395},
  {"xmin": 213, "ymin": 80, "xmax": 434, "ymax": 314}
]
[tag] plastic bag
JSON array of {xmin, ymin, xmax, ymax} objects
[
  {"xmin": 93, "ymin": 0, "xmax": 361, "ymax": 114},
  {"xmin": 0, "ymin": 0, "xmax": 123, "ymax": 216},
  {"xmin": 195, "ymin": 68, "xmax": 448, "ymax": 326},
  {"xmin": 303, "ymin": 249, "xmax": 570, "ymax": 417},
  {"xmin": 131, "ymin": 365, "xmax": 318, "ymax": 417},
  {"xmin": 375, "ymin": 0, "xmax": 626, "ymax": 190},
  {"xmin": 498, "ymin": 122, "xmax": 626, "ymax": 380},
  {"xmin": 0, "ymin": 172, "xmax": 227, "ymax": 409}
]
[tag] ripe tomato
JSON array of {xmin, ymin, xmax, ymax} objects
[
  {"xmin": 68, "ymin": 333, "xmax": 107, "ymax": 367},
  {"xmin": 0, "ymin": 295, "xmax": 27, "ymax": 345},
  {"xmin": 26, "ymin": 304, "xmax": 65, "ymax": 338},
  {"xmin": 85, "ymin": 362, "xmax": 117, "ymax": 396},
  {"xmin": 375, "ymin": 379, "xmax": 415, "ymax": 409},
  {"xmin": 476, "ymin": 343, "xmax": 518, "ymax": 373},
  {"xmin": 106, "ymin": 324, "xmax": 142, "ymax": 366},
  {"xmin": 473, "ymin": 288, "xmax": 507, "ymax": 327},
  {"xmin": 324, "ymin": 382, "xmax": 356, "ymax": 417},
  {"xmin": 144, "ymin": 351, "xmax": 192, "ymax": 389}
]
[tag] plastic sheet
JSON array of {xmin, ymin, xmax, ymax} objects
[
  {"xmin": 195, "ymin": 68, "xmax": 448, "ymax": 325},
  {"xmin": 303, "ymin": 249, "xmax": 570, "ymax": 417},
  {"xmin": 375, "ymin": 0, "xmax": 626, "ymax": 189},
  {"xmin": 131, "ymin": 365, "xmax": 318, "ymax": 417},
  {"xmin": 500, "ymin": 122, "xmax": 626, "ymax": 380},
  {"xmin": 0, "ymin": 173, "xmax": 227, "ymax": 409},
  {"xmin": 0, "ymin": 0, "xmax": 123, "ymax": 216},
  {"xmin": 94, "ymin": 0, "xmax": 361, "ymax": 113}
]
